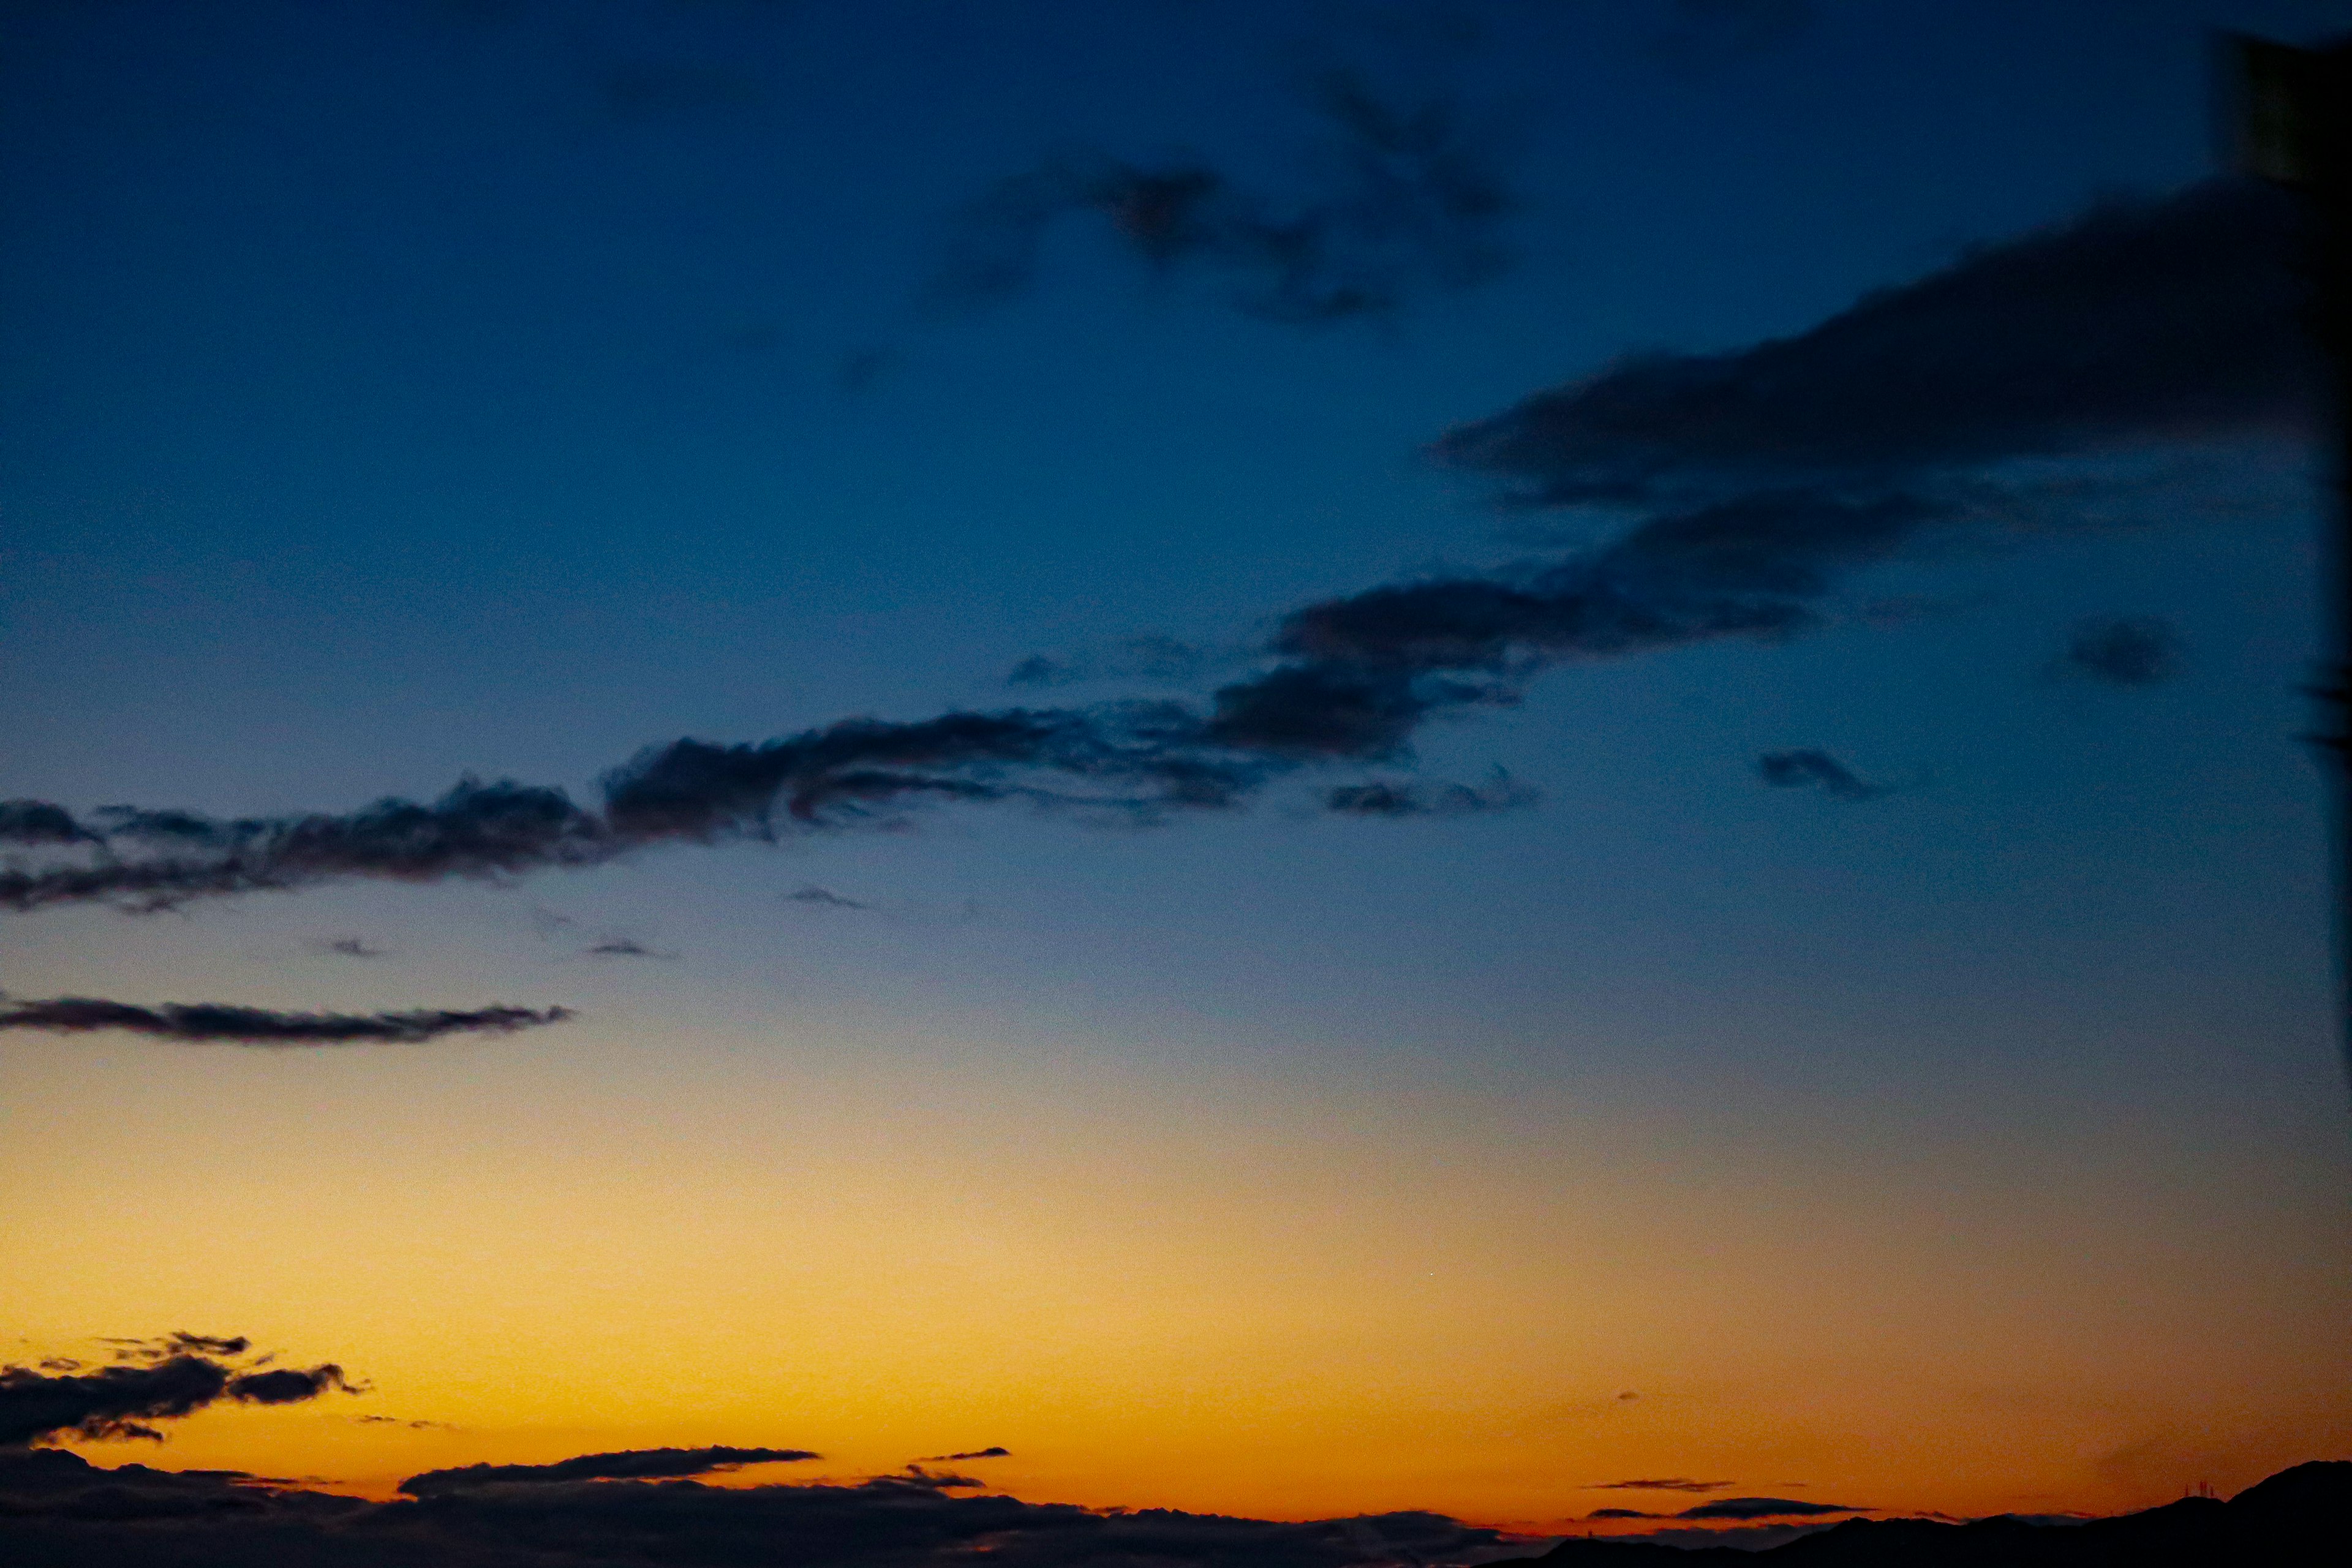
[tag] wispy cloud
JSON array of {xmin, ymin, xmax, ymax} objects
[
  {"xmin": 0, "ymin": 184, "xmax": 2299, "ymax": 919},
  {"xmin": 0, "ymin": 996, "xmax": 573, "ymax": 1046},
  {"xmin": 2058, "ymin": 615, "xmax": 2182, "ymax": 687},
  {"xmin": 402, "ymin": 1447, "xmax": 821, "ymax": 1496},
  {"xmin": 1755, "ymin": 749, "xmax": 1883, "ymax": 801},
  {"xmin": 787, "ymin": 885, "xmax": 871, "ymax": 911},
  {"xmin": 932, "ymin": 69, "xmax": 1512, "ymax": 325}
]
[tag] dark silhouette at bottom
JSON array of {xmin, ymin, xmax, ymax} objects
[
  {"xmin": 0, "ymin": 1447, "xmax": 2343, "ymax": 1566},
  {"xmin": 1541, "ymin": 1460, "xmax": 2344, "ymax": 1563}
]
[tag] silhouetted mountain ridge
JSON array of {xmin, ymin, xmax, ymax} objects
[{"xmin": 1542, "ymin": 1461, "xmax": 2346, "ymax": 1564}]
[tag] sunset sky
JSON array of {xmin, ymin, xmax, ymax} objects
[{"xmin": 4, "ymin": 0, "xmax": 2350, "ymax": 1540}]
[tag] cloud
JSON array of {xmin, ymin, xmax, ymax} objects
[
  {"xmin": 402, "ymin": 1447, "xmax": 823, "ymax": 1496},
  {"xmin": 0, "ymin": 801, "xmax": 94, "ymax": 846},
  {"xmin": 1583, "ymin": 1507, "xmax": 1660, "ymax": 1519},
  {"xmin": 1325, "ymin": 770, "xmax": 1536, "ymax": 817},
  {"xmin": 932, "ymin": 68, "xmax": 1512, "ymax": 325},
  {"xmin": 787, "ymin": 884, "xmax": 871, "ymax": 911},
  {"xmin": 6, "ymin": 1443, "xmax": 2348, "ymax": 1567},
  {"xmin": 1431, "ymin": 179, "xmax": 2309, "ymax": 510},
  {"xmin": 0, "ymin": 996, "xmax": 573, "ymax": 1047},
  {"xmin": 0, "ymin": 185, "xmax": 2300, "ymax": 921},
  {"xmin": 1586, "ymin": 1477, "xmax": 1733, "ymax": 1492},
  {"xmin": 1755, "ymin": 748, "xmax": 1883, "ymax": 801},
  {"xmin": 868, "ymin": 1466, "xmax": 989, "ymax": 1492},
  {"xmin": 317, "ymin": 937, "xmax": 386, "ymax": 959},
  {"xmin": 585, "ymin": 937, "xmax": 678, "ymax": 960},
  {"xmin": 1, "ymin": 1452, "xmax": 1517, "ymax": 1568},
  {"xmin": 1, "ymin": 1340, "xmax": 360, "ymax": 1447},
  {"xmin": 916, "ymin": 1447, "xmax": 1010, "ymax": 1463},
  {"xmin": 1008, "ymin": 636, "xmax": 1208, "ymax": 688},
  {"xmin": 1677, "ymin": 1496, "xmax": 1864, "ymax": 1520},
  {"xmin": 2059, "ymin": 614, "xmax": 2182, "ymax": 687}
]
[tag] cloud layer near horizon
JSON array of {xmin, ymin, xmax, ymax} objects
[{"xmin": 402, "ymin": 1447, "xmax": 823, "ymax": 1496}]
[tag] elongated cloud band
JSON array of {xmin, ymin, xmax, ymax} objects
[
  {"xmin": 402, "ymin": 1447, "xmax": 822, "ymax": 1496},
  {"xmin": 0, "ymin": 996, "xmax": 573, "ymax": 1045},
  {"xmin": 0, "ymin": 181, "xmax": 2309, "ymax": 917}
]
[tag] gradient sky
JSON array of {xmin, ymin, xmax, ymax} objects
[{"xmin": 4, "ymin": 0, "xmax": 2350, "ymax": 1534}]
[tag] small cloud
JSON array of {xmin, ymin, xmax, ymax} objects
[
  {"xmin": 1586, "ymin": 1508, "xmax": 1662, "ymax": 1520},
  {"xmin": 1006, "ymin": 636, "xmax": 1207, "ymax": 688},
  {"xmin": 315, "ymin": 937, "xmax": 386, "ymax": 959},
  {"xmin": 2058, "ymin": 614, "xmax": 2182, "ymax": 687},
  {"xmin": 867, "ymin": 1466, "xmax": 987, "ymax": 1491},
  {"xmin": 915, "ymin": 1447, "xmax": 1009, "ymax": 1463},
  {"xmin": 1677, "ymin": 1496, "xmax": 1864, "ymax": 1520},
  {"xmin": 787, "ymin": 885, "xmax": 869, "ymax": 911},
  {"xmin": 584, "ymin": 936, "xmax": 679, "ymax": 960},
  {"xmin": 1587, "ymin": 1478, "xmax": 1732, "ymax": 1493},
  {"xmin": 1756, "ymin": 748, "xmax": 1884, "ymax": 801},
  {"xmin": 931, "ymin": 68, "xmax": 1513, "ymax": 326},
  {"xmin": 1324, "ymin": 768, "xmax": 1536, "ymax": 818}
]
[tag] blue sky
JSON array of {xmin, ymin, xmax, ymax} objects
[{"xmin": 3, "ymin": 0, "xmax": 2350, "ymax": 1524}]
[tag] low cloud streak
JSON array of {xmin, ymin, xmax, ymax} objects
[{"xmin": 0, "ymin": 996, "xmax": 573, "ymax": 1046}]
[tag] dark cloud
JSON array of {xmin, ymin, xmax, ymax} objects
[
  {"xmin": 916, "ymin": 1447, "xmax": 1010, "ymax": 1463},
  {"xmin": 402, "ymin": 1447, "xmax": 822, "ymax": 1496},
  {"xmin": 317, "ymin": 937, "xmax": 386, "ymax": 959},
  {"xmin": 1586, "ymin": 1477, "xmax": 1733, "ymax": 1492},
  {"xmin": 933, "ymin": 69, "xmax": 1511, "ymax": 325},
  {"xmin": 786, "ymin": 884, "xmax": 870, "ymax": 910},
  {"xmin": 1325, "ymin": 770, "xmax": 1536, "ymax": 818},
  {"xmin": 1433, "ymin": 180, "xmax": 2309, "ymax": 510},
  {"xmin": 585, "ymin": 937, "xmax": 678, "ymax": 960},
  {"xmin": 1008, "ymin": 636, "xmax": 1208, "ymax": 688},
  {"xmin": 1583, "ymin": 1507, "xmax": 1660, "ymax": 1519},
  {"xmin": 1, "ymin": 1453, "xmax": 1516, "ymax": 1568},
  {"xmin": 0, "ymin": 801, "xmax": 94, "ymax": 846},
  {"xmin": 6, "ymin": 1449, "xmax": 2348, "ymax": 1568},
  {"xmin": 1678, "ymin": 1495, "xmax": 1864, "ymax": 1520},
  {"xmin": 1, "ymin": 1342, "xmax": 359, "ymax": 1447},
  {"xmin": 0, "ymin": 186, "xmax": 2300, "ymax": 921},
  {"xmin": 1755, "ymin": 748, "xmax": 1883, "ymax": 801},
  {"xmin": 869, "ymin": 1466, "xmax": 988, "ymax": 1492},
  {"xmin": 0, "ymin": 995, "xmax": 573, "ymax": 1046},
  {"xmin": 2060, "ymin": 614, "xmax": 2182, "ymax": 687}
]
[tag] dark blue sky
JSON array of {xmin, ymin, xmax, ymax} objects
[{"xmin": 2, "ymin": 0, "xmax": 2348, "ymax": 1520}]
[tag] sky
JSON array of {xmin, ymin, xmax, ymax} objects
[{"xmin": 3, "ymin": 0, "xmax": 2351, "ymax": 1546}]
